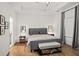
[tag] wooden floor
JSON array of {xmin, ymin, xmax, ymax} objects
[{"xmin": 9, "ymin": 42, "xmax": 79, "ymax": 56}]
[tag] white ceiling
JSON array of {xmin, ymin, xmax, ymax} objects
[{"xmin": 8, "ymin": 2, "xmax": 68, "ymax": 15}]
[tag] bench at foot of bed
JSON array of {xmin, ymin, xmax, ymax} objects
[
  {"xmin": 38, "ymin": 48, "xmax": 61, "ymax": 55},
  {"xmin": 38, "ymin": 42, "xmax": 61, "ymax": 55}
]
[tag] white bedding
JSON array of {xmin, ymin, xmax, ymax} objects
[{"xmin": 27, "ymin": 34, "xmax": 59, "ymax": 45}]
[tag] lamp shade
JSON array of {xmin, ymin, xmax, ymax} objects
[{"xmin": 47, "ymin": 25, "xmax": 53, "ymax": 34}]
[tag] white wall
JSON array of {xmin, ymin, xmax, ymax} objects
[
  {"xmin": 0, "ymin": 3, "xmax": 16, "ymax": 56},
  {"xmin": 52, "ymin": 13, "xmax": 61, "ymax": 39}
]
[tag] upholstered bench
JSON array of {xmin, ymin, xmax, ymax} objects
[{"xmin": 38, "ymin": 42, "xmax": 61, "ymax": 55}]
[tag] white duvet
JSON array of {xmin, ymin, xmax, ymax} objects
[{"xmin": 27, "ymin": 34, "xmax": 59, "ymax": 45}]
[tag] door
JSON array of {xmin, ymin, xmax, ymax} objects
[
  {"xmin": 64, "ymin": 8, "xmax": 75, "ymax": 47},
  {"xmin": 9, "ymin": 16, "xmax": 13, "ymax": 47}
]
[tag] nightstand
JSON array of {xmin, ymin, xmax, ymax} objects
[
  {"xmin": 50, "ymin": 34, "xmax": 54, "ymax": 36},
  {"xmin": 19, "ymin": 36, "xmax": 27, "ymax": 43}
]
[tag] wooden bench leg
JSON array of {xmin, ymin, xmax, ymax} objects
[{"xmin": 38, "ymin": 49, "xmax": 43, "ymax": 56}]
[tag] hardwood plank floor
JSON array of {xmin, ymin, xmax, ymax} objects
[{"xmin": 9, "ymin": 42, "xmax": 79, "ymax": 56}]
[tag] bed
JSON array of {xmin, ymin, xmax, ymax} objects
[{"xmin": 27, "ymin": 28, "xmax": 61, "ymax": 51}]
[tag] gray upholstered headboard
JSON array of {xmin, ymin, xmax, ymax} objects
[{"xmin": 29, "ymin": 28, "xmax": 47, "ymax": 35}]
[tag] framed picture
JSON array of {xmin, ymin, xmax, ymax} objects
[
  {"xmin": 0, "ymin": 15, "xmax": 5, "ymax": 25},
  {"xmin": 0, "ymin": 15, "xmax": 5, "ymax": 35},
  {"xmin": 4, "ymin": 21, "xmax": 9, "ymax": 29},
  {"xmin": 0, "ymin": 26, "xmax": 5, "ymax": 35}
]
